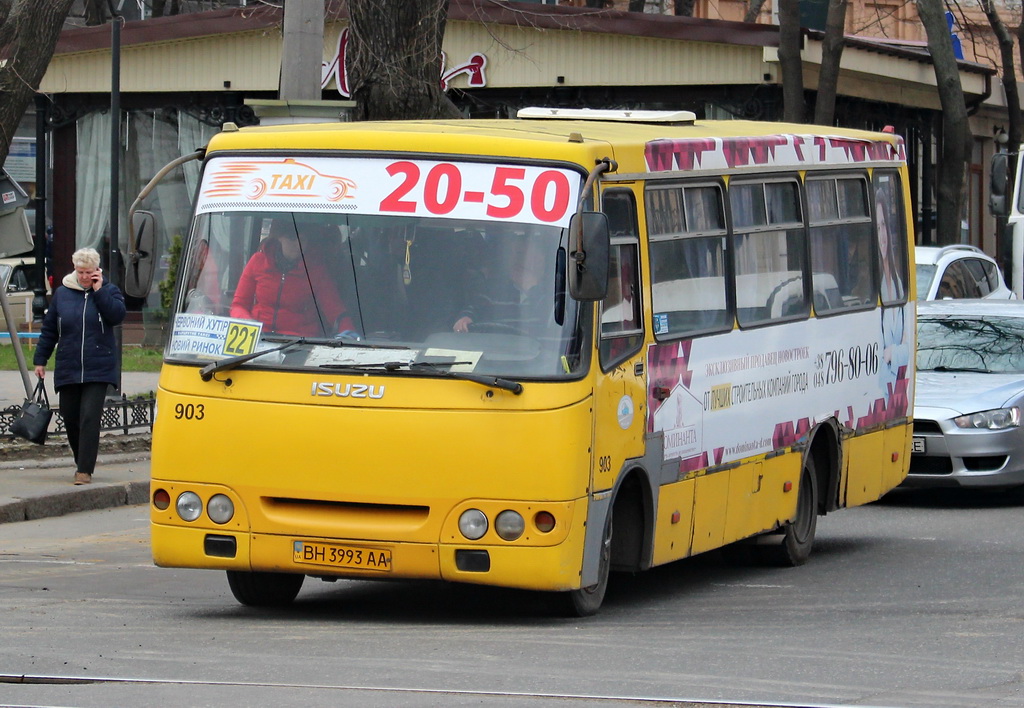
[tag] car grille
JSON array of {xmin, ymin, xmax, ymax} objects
[
  {"xmin": 909, "ymin": 456, "xmax": 953, "ymax": 475},
  {"xmin": 913, "ymin": 420, "xmax": 942, "ymax": 434}
]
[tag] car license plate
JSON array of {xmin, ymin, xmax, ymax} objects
[
  {"xmin": 293, "ymin": 541, "xmax": 392, "ymax": 572},
  {"xmin": 912, "ymin": 437, "xmax": 926, "ymax": 454}
]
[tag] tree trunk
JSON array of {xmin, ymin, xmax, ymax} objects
[
  {"xmin": 983, "ymin": 0, "xmax": 1020, "ymax": 156},
  {"xmin": 0, "ymin": 0, "xmax": 78, "ymax": 166},
  {"xmin": 347, "ymin": 0, "xmax": 461, "ymax": 121},
  {"xmin": 812, "ymin": 0, "xmax": 847, "ymax": 126},
  {"xmin": 744, "ymin": 0, "xmax": 768, "ymax": 23},
  {"xmin": 674, "ymin": 0, "xmax": 696, "ymax": 15},
  {"xmin": 82, "ymin": 0, "xmax": 106, "ymax": 25},
  {"xmin": 778, "ymin": 0, "xmax": 806, "ymax": 123},
  {"xmin": 916, "ymin": 0, "xmax": 970, "ymax": 246}
]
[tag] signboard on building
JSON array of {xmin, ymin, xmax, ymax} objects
[{"xmin": 3, "ymin": 138, "xmax": 36, "ymax": 185}]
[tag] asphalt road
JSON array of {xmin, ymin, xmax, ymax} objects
[{"xmin": 1, "ymin": 488, "xmax": 1023, "ymax": 708}]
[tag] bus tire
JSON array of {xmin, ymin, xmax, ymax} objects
[
  {"xmin": 756, "ymin": 456, "xmax": 818, "ymax": 567},
  {"xmin": 563, "ymin": 511, "xmax": 612, "ymax": 617},
  {"xmin": 226, "ymin": 570, "xmax": 304, "ymax": 607}
]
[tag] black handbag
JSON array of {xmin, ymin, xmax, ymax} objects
[{"xmin": 11, "ymin": 377, "xmax": 54, "ymax": 445}]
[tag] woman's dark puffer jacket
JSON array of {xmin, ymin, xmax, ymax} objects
[{"xmin": 33, "ymin": 273, "xmax": 127, "ymax": 391}]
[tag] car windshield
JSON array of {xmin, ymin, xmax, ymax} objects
[
  {"xmin": 917, "ymin": 314, "xmax": 1024, "ymax": 373},
  {"xmin": 914, "ymin": 263, "xmax": 936, "ymax": 300},
  {"xmin": 167, "ymin": 211, "xmax": 586, "ymax": 380}
]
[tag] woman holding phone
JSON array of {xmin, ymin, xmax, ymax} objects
[{"xmin": 33, "ymin": 247, "xmax": 126, "ymax": 485}]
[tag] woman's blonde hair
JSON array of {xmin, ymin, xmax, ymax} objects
[{"xmin": 71, "ymin": 248, "xmax": 101, "ymax": 270}]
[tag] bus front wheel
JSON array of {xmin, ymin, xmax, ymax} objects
[
  {"xmin": 564, "ymin": 511, "xmax": 612, "ymax": 617},
  {"xmin": 756, "ymin": 456, "xmax": 818, "ymax": 567},
  {"xmin": 226, "ymin": 570, "xmax": 304, "ymax": 607}
]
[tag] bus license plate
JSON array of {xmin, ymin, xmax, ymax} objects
[
  {"xmin": 912, "ymin": 437, "xmax": 926, "ymax": 454},
  {"xmin": 293, "ymin": 541, "xmax": 392, "ymax": 572}
]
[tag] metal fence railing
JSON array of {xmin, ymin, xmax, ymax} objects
[{"xmin": 1, "ymin": 395, "xmax": 155, "ymax": 440}]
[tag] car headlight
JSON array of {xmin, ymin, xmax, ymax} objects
[{"xmin": 954, "ymin": 406, "xmax": 1020, "ymax": 430}]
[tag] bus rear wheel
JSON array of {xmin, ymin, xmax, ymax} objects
[
  {"xmin": 563, "ymin": 512, "xmax": 612, "ymax": 617},
  {"xmin": 755, "ymin": 456, "xmax": 818, "ymax": 567},
  {"xmin": 226, "ymin": 570, "xmax": 304, "ymax": 607}
]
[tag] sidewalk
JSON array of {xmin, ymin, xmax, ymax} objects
[{"xmin": 0, "ymin": 369, "xmax": 159, "ymax": 524}]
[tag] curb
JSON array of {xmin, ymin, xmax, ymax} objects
[
  {"xmin": 0, "ymin": 479, "xmax": 150, "ymax": 524},
  {"xmin": 0, "ymin": 451, "xmax": 150, "ymax": 471}
]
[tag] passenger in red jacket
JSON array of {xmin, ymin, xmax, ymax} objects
[{"xmin": 230, "ymin": 220, "xmax": 354, "ymax": 337}]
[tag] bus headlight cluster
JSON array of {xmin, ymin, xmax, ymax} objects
[
  {"xmin": 457, "ymin": 508, "xmax": 556, "ymax": 541},
  {"xmin": 154, "ymin": 488, "xmax": 234, "ymax": 525}
]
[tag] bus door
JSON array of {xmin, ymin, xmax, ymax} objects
[{"xmin": 594, "ymin": 188, "xmax": 647, "ymax": 495}]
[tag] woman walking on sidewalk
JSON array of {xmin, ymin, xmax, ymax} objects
[{"xmin": 33, "ymin": 248, "xmax": 126, "ymax": 485}]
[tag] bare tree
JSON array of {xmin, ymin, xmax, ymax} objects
[
  {"xmin": 916, "ymin": 0, "xmax": 970, "ymax": 245},
  {"xmin": 0, "ymin": 0, "xmax": 77, "ymax": 165},
  {"xmin": 82, "ymin": 0, "xmax": 107, "ymax": 25},
  {"xmin": 151, "ymin": 0, "xmax": 183, "ymax": 18},
  {"xmin": 346, "ymin": 0, "xmax": 461, "ymax": 120},
  {"xmin": 778, "ymin": 0, "xmax": 806, "ymax": 122},
  {"xmin": 980, "ymin": 0, "xmax": 1020, "ymax": 156},
  {"xmin": 813, "ymin": 0, "xmax": 848, "ymax": 126},
  {"xmin": 744, "ymin": 0, "xmax": 768, "ymax": 23}
]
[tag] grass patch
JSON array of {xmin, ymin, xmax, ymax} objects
[{"xmin": 0, "ymin": 343, "xmax": 164, "ymax": 372}]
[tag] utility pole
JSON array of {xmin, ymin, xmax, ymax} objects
[
  {"xmin": 109, "ymin": 0, "xmax": 124, "ymax": 395},
  {"xmin": 280, "ymin": 0, "xmax": 325, "ymax": 100}
]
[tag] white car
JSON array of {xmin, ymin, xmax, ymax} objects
[{"xmin": 915, "ymin": 245, "xmax": 1015, "ymax": 300}]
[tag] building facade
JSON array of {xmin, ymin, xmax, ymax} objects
[{"xmin": 31, "ymin": 0, "xmax": 1008, "ymax": 316}]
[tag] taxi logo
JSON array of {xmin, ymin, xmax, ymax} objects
[{"xmin": 203, "ymin": 158, "xmax": 357, "ymax": 202}]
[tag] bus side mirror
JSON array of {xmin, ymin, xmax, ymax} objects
[
  {"xmin": 124, "ymin": 210, "xmax": 157, "ymax": 299},
  {"xmin": 568, "ymin": 211, "xmax": 610, "ymax": 302},
  {"xmin": 990, "ymin": 152, "xmax": 1009, "ymax": 217}
]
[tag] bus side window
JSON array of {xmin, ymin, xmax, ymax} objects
[
  {"xmin": 600, "ymin": 189, "xmax": 644, "ymax": 369},
  {"xmin": 873, "ymin": 170, "xmax": 909, "ymax": 306},
  {"xmin": 646, "ymin": 183, "xmax": 730, "ymax": 339},
  {"xmin": 807, "ymin": 175, "xmax": 875, "ymax": 313},
  {"xmin": 731, "ymin": 179, "xmax": 808, "ymax": 327}
]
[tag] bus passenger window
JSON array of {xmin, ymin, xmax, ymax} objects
[
  {"xmin": 646, "ymin": 183, "xmax": 730, "ymax": 339},
  {"xmin": 731, "ymin": 179, "xmax": 808, "ymax": 327},
  {"xmin": 874, "ymin": 171, "xmax": 909, "ymax": 305},
  {"xmin": 807, "ymin": 176, "xmax": 875, "ymax": 314}
]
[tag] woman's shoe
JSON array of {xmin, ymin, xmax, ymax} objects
[{"xmin": 73, "ymin": 472, "xmax": 92, "ymax": 485}]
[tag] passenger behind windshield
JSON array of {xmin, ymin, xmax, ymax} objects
[{"xmin": 230, "ymin": 218, "xmax": 355, "ymax": 337}]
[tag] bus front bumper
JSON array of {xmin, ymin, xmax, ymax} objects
[{"xmin": 151, "ymin": 519, "xmax": 588, "ymax": 592}]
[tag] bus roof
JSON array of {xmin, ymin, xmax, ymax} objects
[{"xmin": 207, "ymin": 113, "xmax": 906, "ymax": 177}]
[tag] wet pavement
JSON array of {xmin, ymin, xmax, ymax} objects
[{"xmin": 0, "ymin": 367, "xmax": 158, "ymax": 524}]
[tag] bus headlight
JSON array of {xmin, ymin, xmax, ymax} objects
[
  {"xmin": 458, "ymin": 509, "xmax": 488, "ymax": 540},
  {"xmin": 176, "ymin": 491, "xmax": 203, "ymax": 522},
  {"xmin": 495, "ymin": 510, "xmax": 525, "ymax": 541},
  {"xmin": 207, "ymin": 494, "xmax": 234, "ymax": 524}
]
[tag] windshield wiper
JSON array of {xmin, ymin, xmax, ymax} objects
[
  {"xmin": 199, "ymin": 336, "xmax": 391, "ymax": 385},
  {"xmin": 200, "ymin": 338, "xmax": 305, "ymax": 381},
  {"xmin": 928, "ymin": 365, "xmax": 992, "ymax": 374},
  {"xmin": 319, "ymin": 359, "xmax": 525, "ymax": 395}
]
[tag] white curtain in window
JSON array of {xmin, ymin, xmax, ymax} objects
[{"xmin": 75, "ymin": 112, "xmax": 111, "ymax": 251}]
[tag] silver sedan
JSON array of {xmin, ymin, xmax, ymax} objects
[{"xmin": 907, "ymin": 299, "xmax": 1024, "ymax": 490}]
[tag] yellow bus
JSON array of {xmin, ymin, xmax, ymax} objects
[{"xmin": 138, "ymin": 108, "xmax": 914, "ymax": 615}]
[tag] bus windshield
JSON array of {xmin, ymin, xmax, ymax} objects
[{"xmin": 169, "ymin": 211, "xmax": 586, "ymax": 379}]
